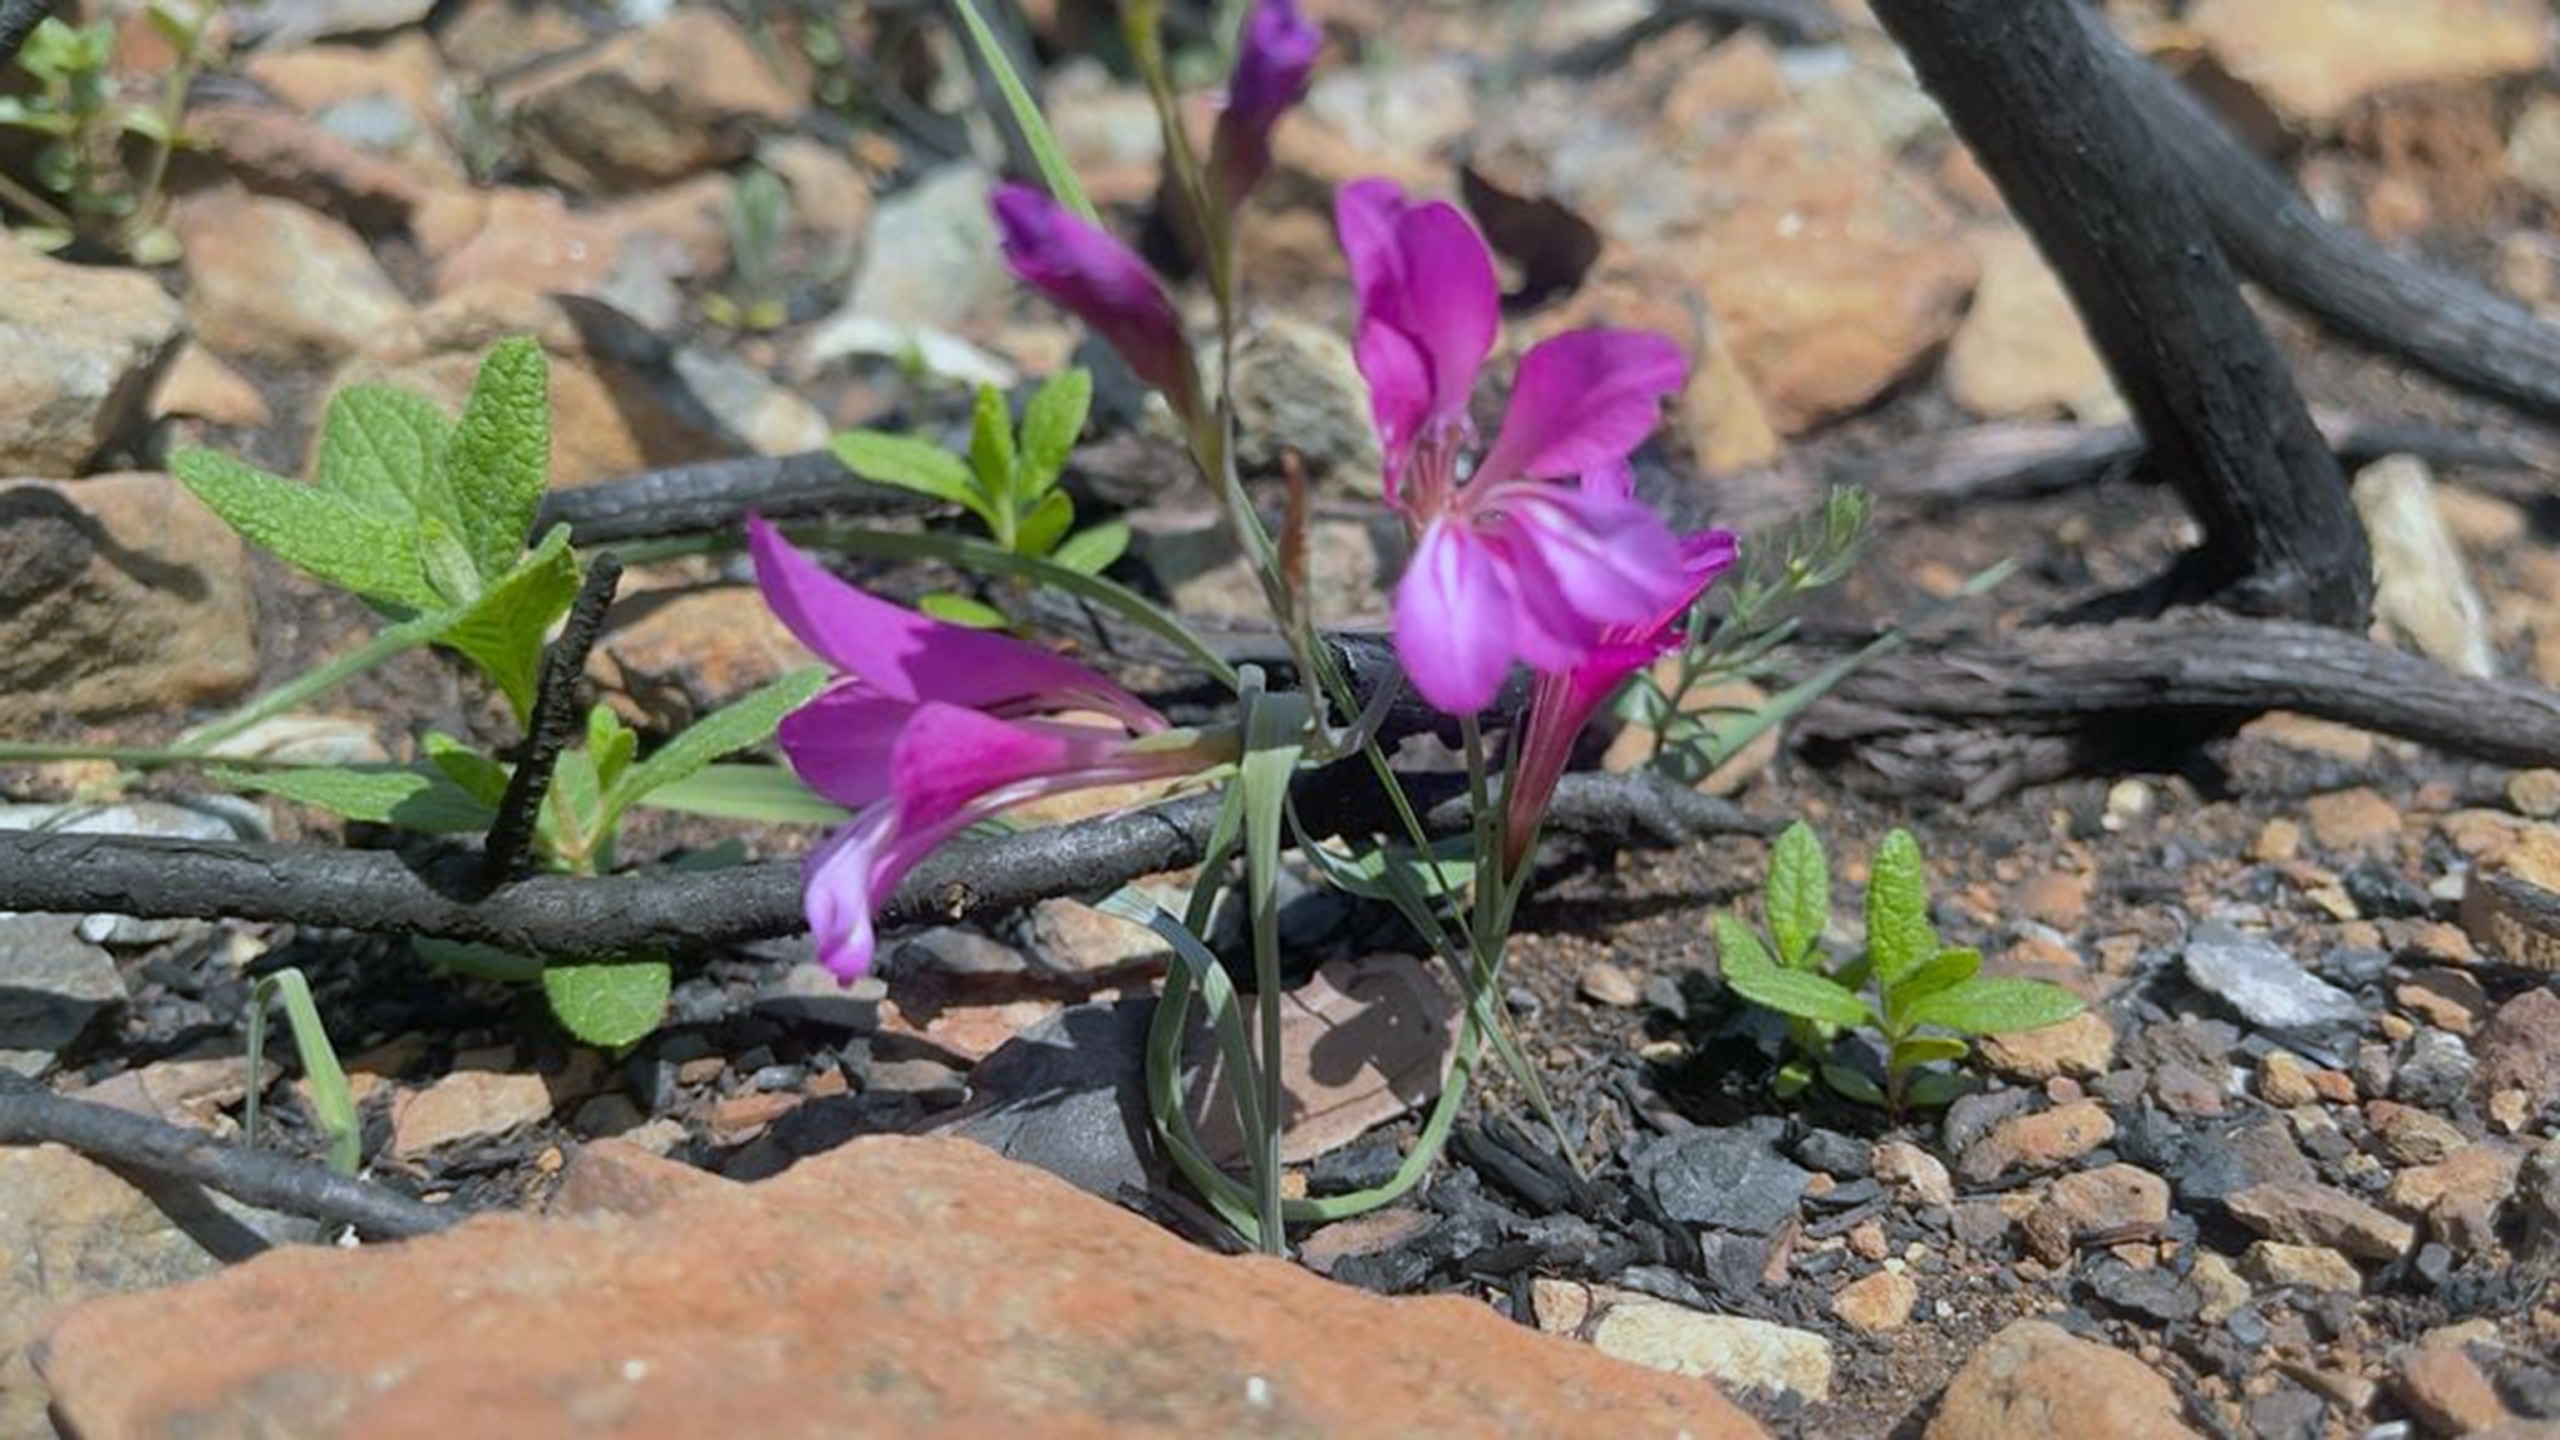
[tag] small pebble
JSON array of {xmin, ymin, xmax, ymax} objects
[{"xmin": 1578, "ymin": 961, "xmax": 1642, "ymax": 1008}]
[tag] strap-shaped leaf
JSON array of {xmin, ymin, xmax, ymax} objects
[
  {"xmin": 604, "ymin": 666, "xmax": 830, "ymax": 825},
  {"xmin": 1717, "ymin": 912, "xmax": 1872, "ymax": 1029},
  {"xmin": 1904, "ymin": 977, "xmax": 2086, "ymax": 1037},
  {"xmin": 1865, "ymin": 828, "xmax": 1936, "ymax": 986},
  {"xmin": 832, "ymin": 431, "xmax": 994, "ymax": 528},
  {"xmin": 175, "ymin": 449, "xmax": 435, "ymax": 609},
  {"xmin": 443, "ymin": 337, "xmax": 552, "ymax": 582},
  {"xmin": 1765, "ymin": 820, "xmax": 1829, "ymax": 968}
]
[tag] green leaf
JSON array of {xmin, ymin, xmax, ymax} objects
[
  {"xmin": 587, "ymin": 705, "xmax": 636, "ymax": 794},
  {"xmin": 1889, "ymin": 1035, "xmax": 1970, "ymax": 1068},
  {"xmin": 213, "ymin": 763, "xmax": 495, "ymax": 833},
  {"xmin": 947, "ymin": 0, "xmax": 1098, "ymax": 224},
  {"xmin": 175, "ymin": 449, "xmax": 435, "ymax": 609},
  {"xmin": 632, "ymin": 763, "xmax": 849, "ymax": 825},
  {"xmin": 1903, "ymin": 1070, "xmax": 1969, "ymax": 1109},
  {"xmin": 919, "ymin": 592, "xmax": 1010, "ymax": 628},
  {"xmin": 542, "ymin": 953, "xmax": 670, "ymax": 1040},
  {"xmin": 1892, "ymin": 947, "xmax": 1983, "ymax": 1014},
  {"xmin": 1014, "ymin": 488, "xmax": 1074, "ymax": 558},
  {"xmin": 1865, "ymin": 828, "xmax": 1936, "ymax": 987},
  {"xmin": 1904, "ymin": 977, "xmax": 2086, "ymax": 1037},
  {"xmin": 605, "ymin": 667, "xmax": 829, "ymax": 821},
  {"xmin": 546, "ymin": 745, "xmax": 606, "ymax": 864},
  {"xmin": 243, "ymin": 967, "xmax": 360, "ymax": 1178},
  {"xmin": 1822, "ymin": 1062, "xmax": 1887, "ymax": 1107},
  {"xmin": 314, "ymin": 384, "xmax": 454, "ymax": 526},
  {"xmin": 442, "ymin": 337, "xmax": 552, "ymax": 582},
  {"xmin": 967, "ymin": 382, "xmax": 1016, "ymax": 502},
  {"xmin": 1765, "ymin": 820, "xmax": 1829, "ymax": 969},
  {"xmin": 1018, "ymin": 367, "xmax": 1091, "ymax": 491},
  {"xmin": 418, "ymin": 516, "xmax": 482, "ymax": 606},
  {"xmin": 1717, "ymin": 913, "xmax": 1872, "ymax": 1029},
  {"xmin": 832, "ymin": 431, "xmax": 993, "ymax": 527},
  {"xmin": 434, "ymin": 526, "xmax": 581, "ymax": 720},
  {"xmin": 1050, "ymin": 521, "xmax": 1128, "ymax": 576},
  {"xmin": 424, "ymin": 732, "xmax": 508, "ymax": 806}
]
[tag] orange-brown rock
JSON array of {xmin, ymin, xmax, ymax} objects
[{"xmin": 40, "ymin": 1136, "xmax": 1769, "ymax": 1439}]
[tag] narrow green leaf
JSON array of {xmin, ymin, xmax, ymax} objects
[
  {"xmin": 547, "ymin": 745, "xmax": 605, "ymax": 862},
  {"xmin": 435, "ymin": 526, "xmax": 581, "ymax": 720},
  {"xmin": 1890, "ymin": 1035, "xmax": 1970, "ymax": 1068},
  {"xmin": 1717, "ymin": 913, "xmax": 1872, "ymax": 1029},
  {"xmin": 1051, "ymin": 520, "xmax": 1129, "ymax": 576},
  {"xmin": 967, "ymin": 382, "xmax": 1016, "ymax": 502},
  {"xmin": 314, "ymin": 384, "xmax": 454, "ymax": 524},
  {"xmin": 424, "ymin": 732, "xmax": 509, "ymax": 806},
  {"xmin": 1865, "ymin": 828, "xmax": 1936, "ymax": 986},
  {"xmin": 1019, "ymin": 367, "xmax": 1091, "ymax": 490},
  {"xmin": 175, "ymin": 449, "xmax": 435, "ymax": 609},
  {"xmin": 1892, "ymin": 947, "xmax": 1983, "ymax": 1014},
  {"xmin": 442, "ymin": 337, "xmax": 552, "ymax": 582},
  {"xmin": 588, "ymin": 705, "xmax": 636, "ymax": 794},
  {"xmin": 212, "ymin": 763, "xmax": 495, "ymax": 833},
  {"xmin": 1765, "ymin": 820, "xmax": 1829, "ymax": 969},
  {"xmin": 919, "ymin": 592, "xmax": 1011, "ymax": 628},
  {"xmin": 631, "ymin": 763, "xmax": 850, "ymax": 825},
  {"xmin": 1014, "ymin": 488, "xmax": 1074, "ymax": 558},
  {"xmin": 1823, "ymin": 1063, "xmax": 1887, "ymax": 1107},
  {"xmin": 831, "ymin": 430, "xmax": 993, "ymax": 526},
  {"xmin": 1904, "ymin": 977, "xmax": 2086, "ymax": 1037},
  {"xmin": 606, "ymin": 666, "xmax": 829, "ymax": 819},
  {"xmin": 243, "ymin": 968, "xmax": 360, "ymax": 1178},
  {"xmin": 947, "ymin": 0, "xmax": 1097, "ymax": 223},
  {"xmin": 542, "ymin": 954, "xmax": 670, "ymax": 1048}
]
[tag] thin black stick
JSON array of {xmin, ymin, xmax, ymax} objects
[
  {"xmin": 2110, "ymin": 22, "xmax": 2560, "ymax": 426},
  {"xmin": 532, "ymin": 450, "xmax": 935, "ymax": 546},
  {"xmin": 0, "ymin": 1077, "xmax": 454, "ymax": 1240},
  {"xmin": 1866, "ymin": 0, "xmax": 2370, "ymax": 627},
  {"xmin": 482, "ymin": 554, "xmax": 623, "ymax": 888},
  {"xmin": 0, "ymin": 773, "xmax": 1757, "ymax": 961}
]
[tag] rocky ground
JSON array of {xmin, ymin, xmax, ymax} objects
[{"xmin": 6, "ymin": 0, "xmax": 2560, "ymax": 1436}]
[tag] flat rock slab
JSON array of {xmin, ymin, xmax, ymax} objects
[{"xmin": 38, "ymin": 1136, "xmax": 1769, "ymax": 1439}]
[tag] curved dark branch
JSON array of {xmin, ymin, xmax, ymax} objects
[
  {"xmin": 533, "ymin": 451, "xmax": 933, "ymax": 546},
  {"xmin": 2109, "ymin": 22, "xmax": 2560, "ymax": 426},
  {"xmin": 0, "ymin": 773, "xmax": 1757, "ymax": 961},
  {"xmin": 1868, "ymin": 0, "xmax": 2368, "ymax": 626},
  {"xmin": 0, "ymin": 1077, "xmax": 454, "ymax": 1240}
]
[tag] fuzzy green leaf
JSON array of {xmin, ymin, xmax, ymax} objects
[
  {"xmin": 1904, "ymin": 977, "xmax": 2086, "ymax": 1037},
  {"xmin": 1051, "ymin": 520, "xmax": 1128, "ymax": 576},
  {"xmin": 1717, "ymin": 913, "xmax": 1872, "ymax": 1029},
  {"xmin": 632, "ymin": 763, "xmax": 849, "ymax": 825},
  {"xmin": 175, "ymin": 450, "xmax": 436, "ymax": 609},
  {"xmin": 1889, "ymin": 1035, "xmax": 1970, "ymax": 1068},
  {"xmin": 1892, "ymin": 947, "xmax": 1982, "ymax": 1010},
  {"xmin": 606, "ymin": 667, "xmax": 830, "ymax": 819},
  {"xmin": 1765, "ymin": 820, "xmax": 1829, "ymax": 969},
  {"xmin": 1865, "ymin": 828, "xmax": 1936, "ymax": 986},
  {"xmin": 1019, "ymin": 367, "xmax": 1091, "ymax": 491},
  {"xmin": 832, "ymin": 431, "xmax": 994, "ymax": 527},
  {"xmin": 542, "ymin": 955, "xmax": 671, "ymax": 1048},
  {"xmin": 315, "ymin": 385, "xmax": 454, "ymax": 525},
  {"xmin": 213, "ymin": 763, "xmax": 494, "ymax": 833},
  {"xmin": 424, "ymin": 732, "xmax": 508, "ymax": 806},
  {"xmin": 919, "ymin": 592, "xmax": 1009, "ymax": 628},
  {"xmin": 442, "ymin": 337, "xmax": 552, "ymax": 581},
  {"xmin": 968, "ymin": 383, "xmax": 1016, "ymax": 502},
  {"xmin": 435, "ymin": 526, "xmax": 580, "ymax": 720},
  {"xmin": 1015, "ymin": 488, "xmax": 1074, "ymax": 558}
]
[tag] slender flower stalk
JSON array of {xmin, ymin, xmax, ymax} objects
[
  {"xmin": 1337, "ymin": 178, "xmax": 1698, "ymax": 716},
  {"xmin": 749, "ymin": 517, "xmax": 1234, "ymax": 978}
]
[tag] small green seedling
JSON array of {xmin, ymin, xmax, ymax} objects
[
  {"xmin": 1715, "ymin": 822, "xmax": 2085, "ymax": 1114},
  {"xmin": 0, "ymin": 2, "xmax": 217, "ymax": 262},
  {"xmin": 832, "ymin": 368, "xmax": 1128, "ymax": 627},
  {"xmin": 704, "ymin": 164, "xmax": 791, "ymax": 332},
  {"xmin": 243, "ymin": 967, "xmax": 360, "ymax": 1178}
]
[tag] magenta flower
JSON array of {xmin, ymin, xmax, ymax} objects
[
  {"xmin": 1209, "ymin": 0, "xmax": 1319, "ymax": 207},
  {"xmin": 1499, "ymin": 471, "xmax": 1737, "ymax": 876},
  {"xmin": 1337, "ymin": 178, "xmax": 1697, "ymax": 716},
  {"xmin": 749, "ymin": 516, "xmax": 1226, "ymax": 979},
  {"xmin": 993, "ymin": 184, "xmax": 1203, "ymax": 428}
]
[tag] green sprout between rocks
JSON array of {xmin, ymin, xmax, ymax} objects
[
  {"xmin": 1715, "ymin": 822, "xmax": 2086, "ymax": 1115},
  {"xmin": 0, "ymin": 2, "xmax": 218, "ymax": 263}
]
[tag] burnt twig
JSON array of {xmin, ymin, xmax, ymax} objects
[
  {"xmin": 1868, "ymin": 0, "xmax": 2369, "ymax": 626},
  {"xmin": 0, "ymin": 773, "xmax": 1760, "ymax": 961},
  {"xmin": 0, "ymin": 1075, "xmax": 455, "ymax": 1240},
  {"xmin": 532, "ymin": 451, "xmax": 935, "ymax": 546},
  {"xmin": 482, "ymin": 554, "xmax": 623, "ymax": 888}
]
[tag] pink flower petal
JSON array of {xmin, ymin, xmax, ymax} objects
[
  {"xmin": 1335, "ymin": 180, "xmax": 1497, "ymax": 440},
  {"xmin": 1502, "ymin": 483, "xmax": 1690, "ymax": 632},
  {"xmin": 1394, "ymin": 518, "xmax": 1519, "ymax": 714},
  {"xmin": 775, "ymin": 685, "xmax": 915, "ymax": 808},
  {"xmin": 1354, "ymin": 319, "xmax": 1431, "ymax": 478},
  {"xmin": 888, "ymin": 702, "xmax": 1105, "ymax": 834},
  {"xmin": 1475, "ymin": 329, "xmax": 1687, "ymax": 487},
  {"xmin": 747, "ymin": 516, "xmax": 1163, "ymax": 731},
  {"xmin": 802, "ymin": 804, "xmax": 896, "ymax": 979}
]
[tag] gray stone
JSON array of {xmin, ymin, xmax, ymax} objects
[
  {"xmin": 821, "ymin": 164, "xmax": 1005, "ymax": 338},
  {"xmin": 0, "ymin": 916, "xmax": 124, "ymax": 1075},
  {"xmin": 2182, "ymin": 923, "xmax": 2364, "ymax": 1032},
  {"xmin": 2392, "ymin": 1027, "xmax": 2476, "ymax": 1109},
  {"xmin": 752, "ymin": 965, "xmax": 885, "ymax": 1033},
  {"xmin": 1638, "ymin": 1123, "xmax": 1811, "ymax": 1236},
  {"xmin": 1586, "ymin": 1295, "xmax": 1834, "ymax": 1404},
  {"xmin": 668, "ymin": 345, "xmax": 830, "ymax": 456},
  {"xmin": 937, "ymin": 998, "xmax": 1170, "ymax": 1201},
  {"xmin": 1218, "ymin": 314, "xmax": 1382, "ymax": 491}
]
